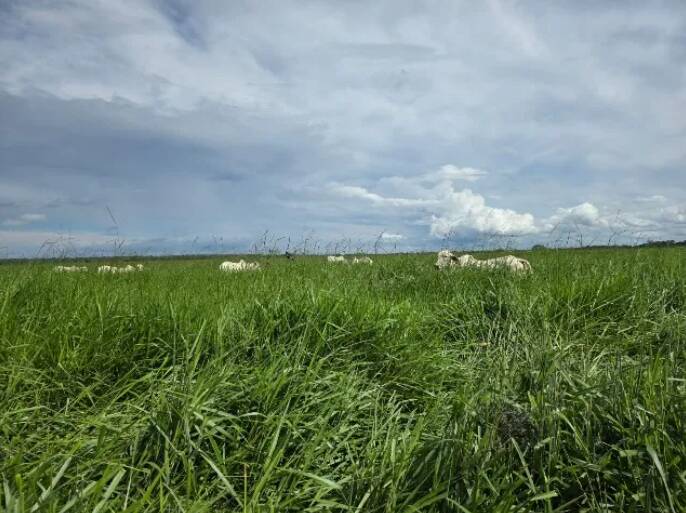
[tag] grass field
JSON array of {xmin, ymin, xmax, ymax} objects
[{"xmin": 1, "ymin": 248, "xmax": 685, "ymax": 512}]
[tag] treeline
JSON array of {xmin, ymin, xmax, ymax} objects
[
  {"xmin": 638, "ymin": 239, "xmax": 686, "ymax": 247},
  {"xmin": 532, "ymin": 240, "xmax": 686, "ymax": 251}
]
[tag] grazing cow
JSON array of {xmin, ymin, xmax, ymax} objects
[
  {"xmin": 435, "ymin": 251, "xmax": 532, "ymax": 272},
  {"xmin": 101, "ymin": 265, "xmax": 120, "ymax": 273},
  {"xmin": 97, "ymin": 264, "xmax": 141, "ymax": 274},
  {"xmin": 284, "ymin": 251, "xmax": 295, "ymax": 260},
  {"xmin": 479, "ymin": 255, "xmax": 532, "ymax": 272},
  {"xmin": 327, "ymin": 255, "xmax": 348, "ymax": 264},
  {"xmin": 54, "ymin": 265, "xmax": 87, "ymax": 272},
  {"xmin": 435, "ymin": 250, "xmax": 458, "ymax": 269},
  {"xmin": 219, "ymin": 260, "xmax": 261, "ymax": 272},
  {"xmin": 455, "ymin": 254, "xmax": 479, "ymax": 267},
  {"xmin": 352, "ymin": 256, "xmax": 373, "ymax": 264}
]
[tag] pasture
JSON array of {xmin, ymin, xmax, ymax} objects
[{"xmin": 1, "ymin": 248, "xmax": 685, "ymax": 512}]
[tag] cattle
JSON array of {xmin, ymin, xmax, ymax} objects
[
  {"xmin": 435, "ymin": 251, "xmax": 531, "ymax": 272},
  {"xmin": 455, "ymin": 254, "xmax": 479, "ymax": 267},
  {"xmin": 479, "ymin": 255, "xmax": 532, "ymax": 272},
  {"xmin": 327, "ymin": 255, "xmax": 348, "ymax": 264},
  {"xmin": 352, "ymin": 256, "xmax": 373, "ymax": 264},
  {"xmin": 54, "ymin": 265, "xmax": 87, "ymax": 272},
  {"xmin": 435, "ymin": 250, "xmax": 458, "ymax": 269},
  {"xmin": 284, "ymin": 251, "xmax": 295, "ymax": 260},
  {"xmin": 219, "ymin": 260, "xmax": 261, "ymax": 272},
  {"xmin": 97, "ymin": 264, "xmax": 143, "ymax": 274}
]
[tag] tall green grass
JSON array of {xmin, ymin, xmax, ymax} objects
[{"xmin": 1, "ymin": 248, "xmax": 685, "ymax": 512}]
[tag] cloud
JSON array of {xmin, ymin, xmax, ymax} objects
[
  {"xmin": 326, "ymin": 165, "xmax": 686, "ymax": 245},
  {"xmin": 548, "ymin": 201, "xmax": 686, "ymax": 233},
  {"xmin": 655, "ymin": 205, "xmax": 686, "ymax": 225},
  {"xmin": 547, "ymin": 202, "xmax": 605, "ymax": 228},
  {"xmin": 487, "ymin": 0, "xmax": 548, "ymax": 58},
  {"xmin": 429, "ymin": 189, "xmax": 537, "ymax": 237},
  {"xmin": 20, "ymin": 213, "xmax": 45, "ymax": 222},
  {"xmin": 0, "ymin": 1, "xmax": 685, "ymax": 254},
  {"xmin": 423, "ymin": 165, "xmax": 487, "ymax": 184},
  {"xmin": 636, "ymin": 194, "xmax": 668, "ymax": 204},
  {"xmin": 2, "ymin": 213, "xmax": 46, "ymax": 226},
  {"xmin": 536, "ymin": 200, "xmax": 686, "ymax": 245},
  {"xmin": 0, "ymin": 229, "xmax": 115, "ymax": 257},
  {"xmin": 329, "ymin": 164, "xmax": 538, "ymax": 238},
  {"xmin": 0, "ymin": 229, "xmax": 256, "ymax": 258},
  {"xmin": 381, "ymin": 232, "xmax": 404, "ymax": 240},
  {"xmin": 329, "ymin": 184, "xmax": 435, "ymax": 208}
]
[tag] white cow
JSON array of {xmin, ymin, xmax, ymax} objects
[
  {"xmin": 435, "ymin": 250, "xmax": 458, "ymax": 269},
  {"xmin": 479, "ymin": 255, "xmax": 532, "ymax": 272},
  {"xmin": 54, "ymin": 265, "xmax": 88, "ymax": 272},
  {"xmin": 219, "ymin": 260, "xmax": 261, "ymax": 272},
  {"xmin": 327, "ymin": 255, "xmax": 348, "ymax": 264},
  {"xmin": 97, "ymin": 264, "xmax": 142, "ymax": 274},
  {"xmin": 455, "ymin": 254, "xmax": 479, "ymax": 267},
  {"xmin": 99, "ymin": 265, "xmax": 127, "ymax": 273},
  {"xmin": 435, "ymin": 251, "xmax": 531, "ymax": 273},
  {"xmin": 352, "ymin": 256, "xmax": 373, "ymax": 264}
]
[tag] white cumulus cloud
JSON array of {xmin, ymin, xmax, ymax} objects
[
  {"xmin": 655, "ymin": 205, "xmax": 686, "ymax": 225},
  {"xmin": 330, "ymin": 164, "xmax": 538, "ymax": 238},
  {"xmin": 547, "ymin": 202, "xmax": 605, "ymax": 228},
  {"xmin": 430, "ymin": 188, "xmax": 537, "ymax": 237}
]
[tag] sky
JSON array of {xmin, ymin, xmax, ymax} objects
[{"xmin": 1, "ymin": 0, "xmax": 685, "ymax": 257}]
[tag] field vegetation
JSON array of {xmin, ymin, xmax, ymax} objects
[{"xmin": 1, "ymin": 248, "xmax": 685, "ymax": 512}]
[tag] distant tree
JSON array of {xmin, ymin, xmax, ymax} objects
[{"xmin": 638, "ymin": 239, "xmax": 685, "ymax": 248}]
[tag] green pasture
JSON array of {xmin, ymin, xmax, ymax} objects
[{"xmin": 1, "ymin": 248, "xmax": 684, "ymax": 512}]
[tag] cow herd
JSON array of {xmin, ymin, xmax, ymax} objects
[
  {"xmin": 325, "ymin": 255, "xmax": 373, "ymax": 265},
  {"xmin": 53, "ymin": 265, "xmax": 88, "ymax": 273},
  {"xmin": 53, "ymin": 251, "xmax": 532, "ymax": 274},
  {"xmin": 217, "ymin": 251, "xmax": 531, "ymax": 273},
  {"xmin": 52, "ymin": 264, "xmax": 145, "ymax": 273},
  {"xmin": 219, "ymin": 254, "xmax": 373, "ymax": 271}
]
